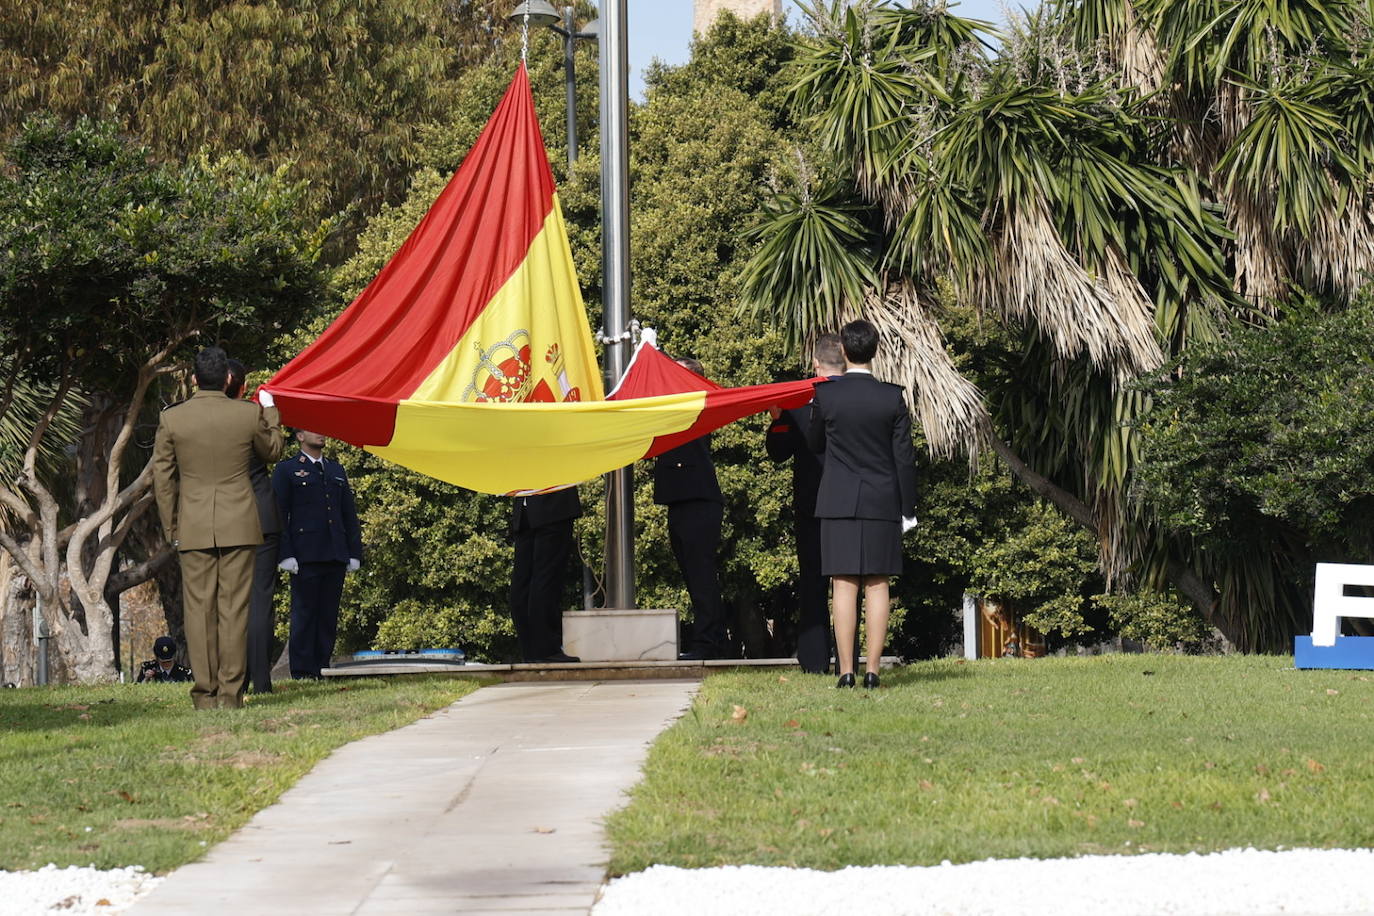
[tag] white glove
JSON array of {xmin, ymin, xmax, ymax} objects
[
  {"xmin": 347, "ymin": 558, "xmax": 361, "ymax": 572},
  {"xmin": 902, "ymin": 515, "xmax": 918, "ymax": 534},
  {"xmin": 278, "ymin": 557, "xmax": 299, "ymax": 574},
  {"xmin": 258, "ymin": 389, "xmax": 275, "ymax": 409}
]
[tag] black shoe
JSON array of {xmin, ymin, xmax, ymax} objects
[
  {"xmin": 836, "ymin": 673, "xmax": 856, "ymax": 689},
  {"xmin": 863, "ymin": 672, "xmax": 880, "ymax": 689},
  {"xmin": 677, "ymin": 650, "xmax": 705, "ymax": 661},
  {"xmin": 537, "ymin": 652, "xmax": 580, "ymax": 664}
]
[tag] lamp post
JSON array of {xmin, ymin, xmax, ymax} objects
[{"xmin": 506, "ymin": 2, "xmax": 599, "ymax": 169}]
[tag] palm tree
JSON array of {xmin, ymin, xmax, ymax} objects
[{"xmin": 742, "ymin": 0, "xmax": 1374, "ymax": 649}]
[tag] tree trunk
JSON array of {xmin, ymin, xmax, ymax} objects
[
  {"xmin": 0, "ymin": 553, "xmax": 36, "ymax": 686},
  {"xmin": 48, "ymin": 574, "xmax": 115, "ymax": 683},
  {"xmin": 986, "ymin": 433, "xmax": 1244, "ymax": 647}
]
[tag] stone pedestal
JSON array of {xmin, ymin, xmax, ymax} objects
[{"xmin": 562, "ymin": 608, "xmax": 678, "ymax": 662}]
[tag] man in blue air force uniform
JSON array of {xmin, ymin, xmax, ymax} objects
[{"xmin": 272, "ymin": 430, "xmax": 363, "ymax": 679}]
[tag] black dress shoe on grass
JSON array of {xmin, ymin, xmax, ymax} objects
[
  {"xmin": 836, "ymin": 673, "xmax": 856, "ymax": 688},
  {"xmin": 863, "ymin": 672, "xmax": 880, "ymax": 689},
  {"xmin": 678, "ymin": 650, "xmax": 705, "ymax": 661}
]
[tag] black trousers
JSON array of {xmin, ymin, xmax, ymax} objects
[
  {"xmin": 794, "ymin": 515, "xmax": 832, "ymax": 674},
  {"xmin": 289, "ymin": 561, "xmax": 346, "ymax": 678},
  {"xmin": 246, "ymin": 532, "xmax": 279, "ymax": 692},
  {"xmin": 510, "ymin": 518, "xmax": 574, "ymax": 662},
  {"xmin": 667, "ymin": 499, "xmax": 728, "ymax": 655}
]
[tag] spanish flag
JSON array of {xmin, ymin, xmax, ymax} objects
[{"xmin": 265, "ymin": 67, "xmax": 815, "ymax": 494}]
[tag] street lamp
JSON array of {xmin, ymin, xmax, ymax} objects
[{"xmin": 506, "ymin": 2, "xmax": 599, "ymax": 168}]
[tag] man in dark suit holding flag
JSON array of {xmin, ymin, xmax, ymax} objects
[
  {"xmin": 655, "ymin": 357, "xmax": 729, "ymax": 661},
  {"xmin": 766, "ymin": 333, "xmax": 845, "ymax": 674},
  {"xmin": 509, "ymin": 490, "xmax": 582, "ymax": 664}
]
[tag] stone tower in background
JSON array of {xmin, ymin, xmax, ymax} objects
[{"xmin": 693, "ymin": 0, "xmax": 782, "ymax": 35}]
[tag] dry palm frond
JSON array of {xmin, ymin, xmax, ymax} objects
[
  {"xmin": 976, "ymin": 196, "xmax": 1162, "ymax": 375},
  {"xmin": 1229, "ymin": 190, "xmax": 1289, "ymax": 308},
  {"xmin": 1304, "ymin": 189, "xmax": 1374, "ymax": 298},
  {"xmin": 846, "ymin": 282, "xmax": 991, "ymax": 462},
  {"xmin": 1118, "ymin": 2, "xmax": 1165, "ymax": 95}
]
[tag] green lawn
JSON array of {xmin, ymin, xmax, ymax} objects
[
  {"xmin": 0, "ymin": 675, "xmax": 478, "ymax": 872},
  {"xmin": 606, "ymin": 655, "xmax": 1374, "ymax": 873}
]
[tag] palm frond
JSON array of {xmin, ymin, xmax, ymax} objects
[
  {"xmin": 854, "ymin": 283, "xmax": 991, "ymax": 461},
  {"xmin": 738, "ymin": 179, "xmax": 880, "ymax": 349}
]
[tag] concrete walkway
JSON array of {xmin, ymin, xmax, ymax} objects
[{"xmin": 132, "ymin": 680, "xmax": 698, "ymax": 915}]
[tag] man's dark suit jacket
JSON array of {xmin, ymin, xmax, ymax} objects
[
  {"xmin": 807, "ymin": 372, "xmax": 917, "ymax": 520},
  {"xmin": 652, "ymin": 435, "xmax": 722, "ymax": 505},
  {"xmin": 248, "ymin": 455, "xmax": 281, "ymax": 535},
  {"xmin": 510, "ymin": 488, "xmax": 582, "ymax": 535}
]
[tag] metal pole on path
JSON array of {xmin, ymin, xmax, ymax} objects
[{"xmin": 600, "ymin": 0, "xmax": 635, "ymax": 610}]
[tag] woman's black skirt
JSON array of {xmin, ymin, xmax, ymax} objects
[{"xmin": 820, "ymin": 517, "xmax": 902, "ymax": 577}]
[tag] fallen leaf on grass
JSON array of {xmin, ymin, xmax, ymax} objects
[
  {"xmin": 730, "ymin": 705, "xmax": 748, "ymax": 723},
  {"xmin": 1127, "ymin": 819, "xmax": 1145, "ymax": 828},
  {"xmin": 1306, "ymin": 758, "xmax": 1325, "ymax": 773},
  {"xmin": 1326, "ymin": 689, "xmax": 1340, "ymax": 696},
  {"xmin": 784, "ymin": 719, "xmax": 800, "ymax": 729},
  {"xmin": 116, "ymin": 791, "xmax": 136, "ymax": 804},
  {"xmin": 1256, "ymin": 788, "xmax": 1272, "ymax": 803},
  {"xmin": 1123, "ymin": 798, "xmax": 1138, "ymax": 809},
  {"xmin": 778, "ymin": 676, "xmax": 789, "ymax": 684},
  {"xmin": 919, "ymin": 780, "xmax": 935, "ymax": 791}
]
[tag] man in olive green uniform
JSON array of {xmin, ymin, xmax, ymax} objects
[{"xmin": 153, "ymin": 347, "xmax": 283, "ymax": 709}]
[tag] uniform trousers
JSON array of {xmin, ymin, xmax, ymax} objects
[
  {"xmin": 509, "ymin": 517, "xmax": 574, "ymax": 661},
  {"xmin": 793, "ymin": 514, "xmax": 832, "ymax": 674},
  {"xmin": 246, "ymin": 532, "xmax": 279, "ymax": 693},
  {"xmin": 179, "ymin": 545, "xmax": 255, "ymax": 710},
  {"xmin": 289, "ymin": 561, "xmax": 346, "ymax": 679},
  {"xmin": 667, "ymin": 499, "xmax": 728, "ymax": 655}
]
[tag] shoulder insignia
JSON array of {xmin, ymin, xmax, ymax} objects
[{"xmin": 298, "ymin": 455, "xmax": 307, "ymax": 463}]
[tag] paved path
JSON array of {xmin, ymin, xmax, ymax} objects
[{"xmin": 132, "ymin": 680, "xmax": 697, "ymax": 915}]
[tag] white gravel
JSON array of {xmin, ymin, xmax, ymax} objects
[
  {"xmin": 0, "ymin": 865, "xmax": 161, "ymax": 916},
  {"xmin": 593, "ymin": 848, "xmax": 1374, "ymax": 916}
]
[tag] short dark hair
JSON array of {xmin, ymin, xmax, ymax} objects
[
  {"xmin": 193, "ymin": 347, "xmax": 229, "ymax": 390},
  {"xmin": 675, "ymin": 356, "xmax": 705, "ymax": 376},
  {"xmin": 813, "ymin": 333, "xmax": 845, "ymax": 371},
  {"xmin": 225, "ymin": 358, "xmax": 246, "ymax": 399},
  {"xmin": 840, "ymin": 320, "xmax": 879, "ymax": 364}
]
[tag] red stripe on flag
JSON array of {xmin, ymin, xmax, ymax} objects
[
  {"xmin": 609, "ymin": 343, "xmax": 821, "ymax": 457},
  {"xmin": 267, "ymin": 65, "xmax": 556, "ymax": 423},
  {"xmin": 269, "ymin": 389, "xmax": 399, "ymax": 447}
]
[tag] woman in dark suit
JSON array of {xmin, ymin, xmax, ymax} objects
[{"xmin": 807, "ymin": 320, "xmax": 917, "ymax": 688}]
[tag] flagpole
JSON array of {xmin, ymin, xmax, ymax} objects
[{"xmin": 600, "ymin": 0, "xmax": 635, "ymax": 610}]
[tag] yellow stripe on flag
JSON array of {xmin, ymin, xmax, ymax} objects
[
  {"xmin": 370, "ymin": 391, "xmax": 708, "ymax": 494},
  {"xmin": 409, "ymin": 195, "xmax": 603, "ymax": 406}
]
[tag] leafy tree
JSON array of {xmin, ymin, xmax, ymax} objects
[
  {"xmin": 0, "ymin": 0, "xmax": 516, "ymax": 243},
  {"xmin": 0, "ymin": 116, "xmax": 327, "ymax": 683},
  {"xmin": 1135, "ymin": 292, "xmax": 1374, "ymax": 648}
]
